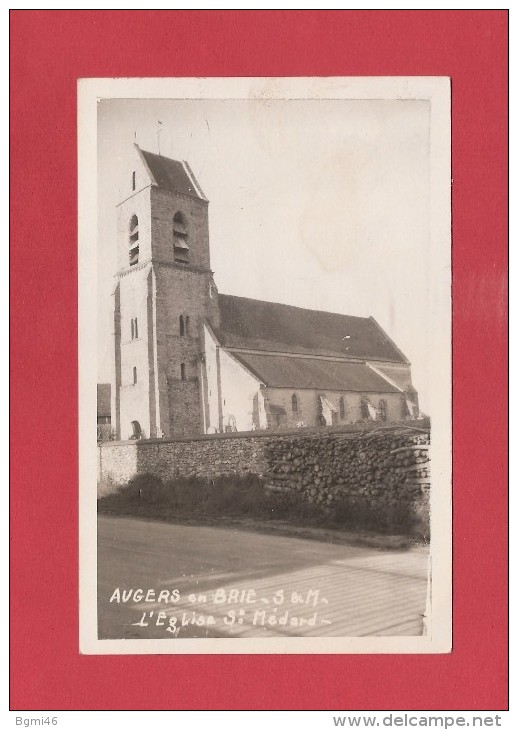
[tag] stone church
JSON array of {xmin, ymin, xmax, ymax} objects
[{"xmin": 111, "ymin": 145, "xmax": 419, "ymax": 440}]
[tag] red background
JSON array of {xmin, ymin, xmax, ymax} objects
[{"xmin": 10, "ymin": 10, "xmax": 508, "ymax": 710}]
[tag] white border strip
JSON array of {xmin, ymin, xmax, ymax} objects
[{"xmin": 79, "ymin": 76, "xmax": 451, "ymax": 655}]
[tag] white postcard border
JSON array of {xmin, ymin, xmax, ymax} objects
[{"xmin": 79, "ymin": 76, "xmax": 452, "ymax": 655}]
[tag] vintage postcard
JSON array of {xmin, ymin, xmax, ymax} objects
[{"xmin": 79, "ymin": 77, "xmax": 452, "ymax": 654}]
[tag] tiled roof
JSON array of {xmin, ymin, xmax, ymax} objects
[
  {"xmin": 139, "ymin": 149, "xmax": 206, "ymax": 199},
  {"xmin": 97, "ymin": 383, "xmax": 111, "ymax": 418},
  {"xmin": 216, "ymin": 294, "xmax": 408, "ymax": 363},
  {"xmin": 231, "ymin": 352, "xmax": 401, "ymax": 393}
]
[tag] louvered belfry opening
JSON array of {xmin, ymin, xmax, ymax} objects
[
  {"xmin": 129, "ymin": 214, "xmax": 139, "ymax": 266},
  {"xmin": 173, "ymin": 212, "xmax": 189, "ymax": 263}
]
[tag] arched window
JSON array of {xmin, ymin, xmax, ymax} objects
[
  {"xmin": 129, "ymin": 215, "xmax": 139, "ymax": 266},
  {"xmin": 133, "ymin": 366, "xmax": 137, "ymax": 385},
  {"xmin": 360, "ymin": 398, "xmax": 370, "ymax": 419},
  {"xmin": 339, "ymin": 396, "xmax": 346, "ymax": 420},
  {"xmin": 291, "ymin": 394, "xmax": 298, "ymax": 416},
  {"xmin": 132, "ymin": 171, "xmax": 136, "ymax": 191},
  {"xmin": 179, "ymin": 315, "xmax": 185, "ymax": 336},
  {"xmin": 130, "ymin": 420, "xmax": 142, "ymax": 439},
  {"xmin": 173, "ymin": 212, "xmax": 189, "ymax": 263},
  {"xmin": 130, "ymin": 319, "xmax": 134, "ymax": 340},
  {"xmin": 379, "ymin": 399, "xmax": 387, "ymax": 422},
  {"xmin": 180, "ymin": 363, "xmax": 186, "ymax": 381},
  {"xmin": 134, "ymin": 318, "xmax": 138, "ymax": 339},
  {"xmin": 185, "ymin": 316, "xmax": 190, "ymax": 336}
]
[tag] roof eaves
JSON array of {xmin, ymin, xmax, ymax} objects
[{"xmin": 368, "ymin": 316, "xmax": 410, "ymax": 364}]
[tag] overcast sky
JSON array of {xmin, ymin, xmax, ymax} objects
[{"xmin": 97, "ymin": 97, "xmax": 431, "ymax": 411}]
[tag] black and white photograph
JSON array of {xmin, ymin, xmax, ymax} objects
[{"xmin": 79, "ymin": 77, "xmax": 452, "ymax": 654}]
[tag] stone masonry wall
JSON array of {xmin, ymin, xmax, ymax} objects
[
  {"xmin": 136, "ymin": 435, "xmax": 268, "ymax": 482},
  {"xmin": 98, "ymin": 423, "xmax": 430, "ymax": 512},
  {"xmin": 97, "ymin": 442, "xmax": 138, "ymax": 497}
]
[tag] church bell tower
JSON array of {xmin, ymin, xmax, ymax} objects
[{"xmin": 112, "ymin": 144, "xmax": 218, "ymax": 440}]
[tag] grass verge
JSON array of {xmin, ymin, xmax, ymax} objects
[{"xmin": 98, "ymin": 473, "xmax": 429, "ymax": 548}]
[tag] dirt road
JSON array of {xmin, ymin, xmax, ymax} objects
[{"xmin": 98, "ymin": 515, "xmax": 428, "ymax": 640}]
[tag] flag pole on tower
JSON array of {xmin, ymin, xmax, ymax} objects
[{"xmin": 157, "ymin": 120, "xmax": 163, "ymax": 155}]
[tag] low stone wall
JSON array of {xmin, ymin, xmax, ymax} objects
[
  {"xmin": 97, "ymin": 442, "xmax": 139, "ymax": 497},
  {"xmin": 98, "ymin": 422, "xmax": 430, "ymax": 512},
  {"xmin": 98, "ymin": 432, "xmax": 269, "ymax": 494},
  {"xmin": 135, "ymin": 435, "xmax": 267, "ymax": 482}
]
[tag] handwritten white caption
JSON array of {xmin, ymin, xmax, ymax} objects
[{"xmin": 109, "ymin": 587, "xmax": 332, "ymax": 636}]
